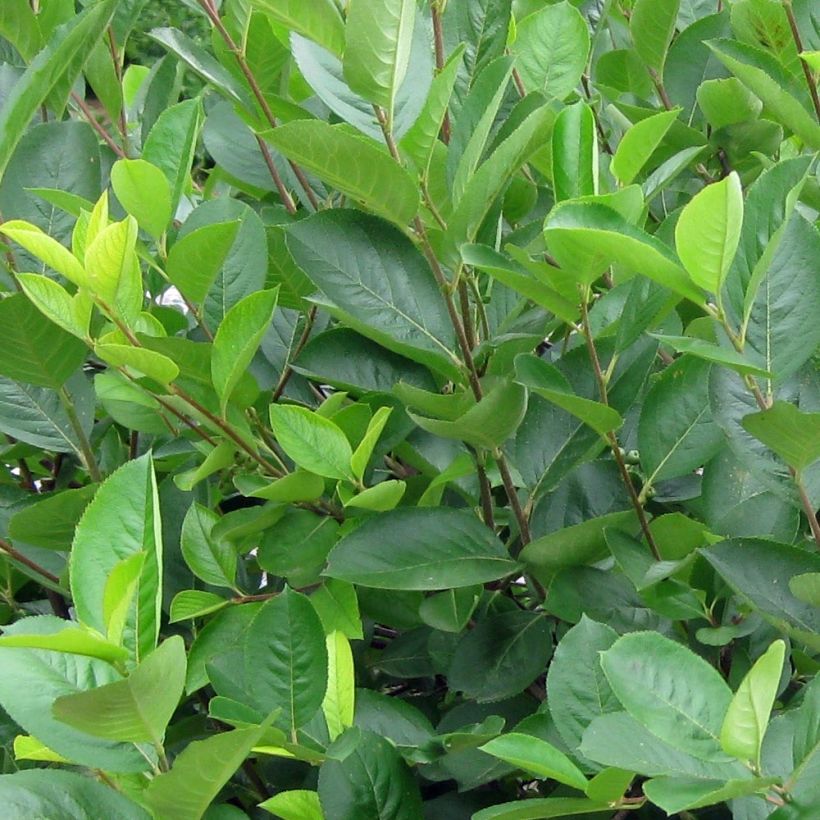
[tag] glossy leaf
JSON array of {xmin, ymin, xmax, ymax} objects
[
  {"xmin": 630, "ymin": 0, "xmax": 681, "ymax": 74},
  {"xmin": 551, "ymin": 101, "xmax": 597, "ymax": 202},
  {"xmin": 480, "ymin": 734, "xmax": 588, "ymax": 791},
  {"xmin": 742, "ymin": 402, "xmax": 820, "ymax": 473},
  {"xmin": 611, "ymin": 109, "xmax": 680, "ymax": 185},
  {"xmin": 252, "ymin": 0, "xmax": 344, "ymax": 56},
  {"xmin": 110, "ymin": 159, "xmax": 172, "ymax": 239}
]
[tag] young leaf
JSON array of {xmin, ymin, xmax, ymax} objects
[
  {"xmin": 110, "ymin": 159, "xmax": 172, "ymax": 240},
  {"xmin": 600, "ymin": 631, "xmax": 733, "ymax": 761},
  {"xmin": 212, "ymin": 288, "xmax": 278, "ymax": 413},
  {"xmin": 16, "ymin": 273, "xmax": 92, "ymax": 339},
  {"xmin": 480, "ymin": 734, "xmax": 588, "ymax": 792},
  {"xmin": 343, "ymin": 0, "xmax": 415, "ymax": 126},
  {"xmin": 269, "ymin": 404, "xmax": 353, "ymax": 480},
  {"xmin": 551, "ymin": 101, "xmax": 598, "ymax": 202},
  {"xmin": 324, "ymin": 508, "xmax": 519, "ymax": 589},
  {"xmin": 630, "ymin": 0, "xmax": 681, "ymax": 75},
  {"xmin": 259, "ymin": 790, "xmax": 324, "ymax": 820},
  {"xmin": 720, "ymin": 640, "xmax": 785, "ymax": 766},
  {"xmin": 322, "ymin": 631, "xmax": 355, "ymax": 742},
  {"xmin": 472, "ymin": 797, "xmax": 613, "ymax": 820},
  {"xmin": 52, "ymin": 637, "xmax": 186, "ymax": 746},
  {"xmin": 1, "ymin": 220, "xmax": 89, "ymax": 288},
  {"xmin": 741, "ymin": 402, "xmax": 820, "ymax": 474},
  {"xmin": 350, "ymin": 406, "xmax": 392, "ymax": 482},
  {"xmin": 611, "ymin": 109, "xmax": 680, "ymax": 185},
  {"xmin": 675, "ymin": 172, "xmax": 743, "ymax": 294},
  {"xmin": 169, "ymin": 591, "xmax": 230, "ymax": 623}
]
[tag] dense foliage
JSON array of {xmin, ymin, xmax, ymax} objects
[{"xmin": 0, "ymin": 0, "xmax": 818, "ymax": 818}]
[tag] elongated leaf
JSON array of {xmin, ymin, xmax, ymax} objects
[
  {"xmin": 252, "ymin": 0, "xmax": 344, "ymax": 56},
  {"xmin": 611, "ymin": 109, "xmax": 679, "ymax": 185},
  {"xmin": 264, "ymin": 122, "xmax": 418, "ymax": 226},
  {"xmin": 1, "ymin": 220, "xmax": 88, "ymax": 288},
  {"xmin": 512, "ymin": 2, "xmax": 589, "ymax": 99},
  {"xmin": 0, "ymin": 293, "xmax": 85, "ymax": 388},
  {"xmin": 676, "ymin": 172, "xmax": 743, "ymax": 294},
  {"xmin": 259, "ymin": 790, "xmax": 324, "ymax": 820},
  {"xmin": 286, "ymin": 210, "xmax": 459, "ymax": 380},
  {"xmin": 343, "ymin": 0, "xmax": 415, "ymax": 126},
  {"xmin": 0, "ymin": 626, "xmax": 126, "ymax": 664},
  {"xmin": 322, "ymin": 631, "xmax": 355, "ymax": 742},
  {"xmin": 480, "ymin": 734, "xmax": 588, "ymax": 791},
  {"xmin": 544, "ymin": 202, "xmax": 705, "ymax": 304},
  {"xmin": 600, "ymin": 631, "xmax": 733, "ymax": 761},
  {"xmin": 70, "ymin": 454, "xmax": 162, "ymax": 662},
  {"xmin": 552, "ymin": 101, "xmax": 597, "ymax": 202},
  {"xmin": 638, "ymin": 355, "xmax": 723, "ymax": 483},
  {"xmin": 652, "ymin": 334, "xmax": 770, "ymax": 377},
  {"xmin": 324, "ymin": 508, "xmax": 518, "ymax": 589},
  {"xmin": 0, "ymin": 0, "xmax": 118, "ymax": 178},
  {"xmin": 53, "ymin": 637, "xmax": 186, "ymax": 745},
  {"xmin": 16, "ymin": 273, "xmax": 92, "ymax": 339},
  {"xmin": 144, "ymin": 724, "xmax": 270, "ymax": 820},
  {"xmin": 720, "ymin": 640, "xmax": 785, "ymax": 766},
  {"xmin": 643, "ymin": 776, "xmax": 778, "ymax": 814},
  {"xmin": 630, "ymin": 0, "xmax": 681, "ymax": 74},
  {"xmin": 742, "ymin": 402, "xmax": 820, "ymax": 473},
  {"xmin": 472, "ymin": 797, "xmax": 613, "ymax": 820},
  {"xmin": 181, "ymin": 503, "xmax": 237, "ymax": 589},
  {"xmin": 269, "ymin": 404, "xmax": 353, "ymax": 480},
  {"xmin": 212, "ymin": 288, "xmax": 278, "ymax": 412},
  {"xmin": 110, "ymin": 159, "xmax": 171, "ymax": 240}
]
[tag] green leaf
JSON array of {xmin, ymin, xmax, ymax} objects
[
  {"xmin": 310, "ymin": 580, "xmax": 363, "ymax": 640},
  {"xmin": 169, "ymin": 590, "xmax": 229, "ymax": 623},
  {"xmin": 0, "ymin": 769, "xmax": 149, "ymax": 820},
  {"xmin": 345, "ymin": 480, "xmax": 406, "ymax": 512},
  {"xmin": 643, "ymin": 776, "xmax": 779, "ymax": 814},
  {"xmin": 472, "ymin": 797, "xmax": 613, "ymax": 820},
  {"xmin": 286, "ymin": 210, "xmax": 459, "ymax": 380},
  {"xmin": 53, "ymin": 636, "xmax": 186, "ymax": 746},
  {"xmin": 544, "ymin": 202, "xmax": 705, "ymax": 304},
  {"xmin": 789, "ymin": 573, "xmax": 820, "ymax": 607},
  {"xmin": 742, "ymin": 402, "xmax": 820, "ymax": 473},
  {"xmin": 251, "ymin": 0, "xmax": 344, "ymax": 56},
  {"xmin": 324, "ymin": 508, "xmax": 519, "ymax": 589},
  {"xmin": 0, "ymin": 0, "xmax": 118, "ymax": 178},
  {"xmin": 181, "ymin": 503, "xmax": 237, "ymax": 590},
  {"xmin": 322, "ymin": 631, "xmax": 355, "ymax": 742},
  {"xmin": 611, "ymin": 108, "xmax": 680, "ymax": 185},
  {"xmin": 511, "ymin": 2, "xmax": 590, "ymax": 99},
  {"xmin": 16, "ymin": 273, "xmax": 92, "ymax": 339},
  {"xmin": 638, "ymin": 355, "xmax": 723, "ymax": 483},
  {"xmin": 0, "ymin": 616, "xmax": 149, "ymax": 772},
  {"xmin": 600, "ymin": 631, "xmax": 733, "ymax": 761},
  {"xmin": 144, "ymin": 723, "xmax": 271, "ymax": 820},
  {"xmin": 448, "ymin": 610, "xmax": 552, "ymax": 702},
  {"xmin": 70, "ymin": 454, "xmax": 163, "ymax": 662},
  {"xmin": 343, "ymin": 0, "xmax": 415, "ymax": 126},
  {"xmin": 84, "ymin": 217, "xmax": 142, "ymax": 321},
  {"xmin": 630, "ymin": 0, "xmax": 681, "ymax": 74},
  {"xmin": 515, "ymin": 354, "xmax": 622, "ymax": 436},
  {"xmin": 263, "ymin": 121, "xmax": 419, "ymax": 226},
  {"xmin": 350, "ymin": 406, "xmax": 392, "ymax": 482},
  {"xmin": 701, "ymin": 539, "xmax": 820, "ymax": 650},
  {"xmin": 0, "ymin": 293, "xmax": 86, "ymax": 388},
  {"xmin": 0, "ymin": 626, "xmax": 127, "ymax": 664},
  {"xmin": 1, "ymin": 220, "xmax": 88, "ymax": 288},
  {"xmin": 480, "ymin": 734, "xmax": 588, "ymax": 792},
  {"xmin": 269, "ymin": 404, "xmax": 353, "ymax": 480},
  {"xmin": 419, "ymin": 586, "xmax": 481, "ymax": 633},
  {"xmin": 8, "ymin": 485, "xmax": 96, "ymax": 550},
  {"xmin": 110, "ymin": 159, "xmax": 172, "ymax": 240},
  {"xmin": 246, "ymin": 471, "xmax": 326, "ymax": 503},
  {"xmin": 209, "ymin": 589, "xmax": 328, "ymax": 733},
  {"xmin": 675, "ymin": 172, "xmax": 743, "ymax": 294},
  {"xmin": 551, "ymin": 101, "xmax": 597, "ymax": 202},
  {"xmin": 547, "ymin": 616, "xmax": 620, "ymax": 761},
  {"xmin": 318, "ymin": 729, "xmax": 423, "ymax": 819},
  {"xmin": 94, "ymin": 344, "xmax": 179, "ymax": 385},
  {"xmin": 707, "ymin": 39, "xmax": 820, "ymax": 150},
  {"xmin": 260, "ymin": 790, "xmax": 324, "ymax": 820},
  {"xmin": 651, "ymin": 334, "xmax": 770, "ymax": 377},
  {"xmin": 212, "ymin": 288, "xmax": 278, "ymax": 413},
  {"xmin": 720, "ymin": 640, "xmax": 785, "ymax": 766}
]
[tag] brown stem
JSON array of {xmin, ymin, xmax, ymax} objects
[
  {"xmin": 272, "ymin": 305, "xmax": 317, "ymax": 403},
  {"xmin": 255, "ymin": 135, "xmax": 297, "ymax": 215},
  {"xmin": 70, "ymin": 92, "xmax": 126, "ymax": 158},
  {"xmin": 580, "ymin": 295, "xmax": 661, "ymax": 560},
  {"xmin": 0, "ymin": 537, "xmax": 62, "ymax": 585},
  {"xmin": 783, "ymin": 0, "xmax": 820, "ymax": 122},
  {"xmin": 106, "ymin": 28, "xmax": 130, "ymax": 156},
  {"xmin": 495, "ymin": 451, "xmax": 531, "ymax": 545},
  {"xmin": 477, "ymin": 461, "xmax": 496, "ymax": 529},
  {"xmin": 430, "ymin": 1, "xmax": 451, "ymax": 143}
]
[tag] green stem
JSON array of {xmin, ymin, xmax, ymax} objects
[{"xmin": 58, "ymin": 385, "xmax": 102, "ymax": 482}]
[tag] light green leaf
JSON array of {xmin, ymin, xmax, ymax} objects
[
  {"xmin": 310, "ymin": 580, "xmax": 363, "ymax": 640},
  {"xmin": 246, "ymin": 471, "xmax": 326, "ymax": 503},
  {"xmin": 643, "ymin": 776, "xmax": 778, "ymax": 814},
  {"xmin": 94, "ymin": 344, "xmax": 179, "ymax": 385},
  {"xmin": 343, "ymin": 0, "xmax": 415, "ymax": 126},
  {"xmin": 552, "ymin": 101, "xmax": 598, "ymax": 202},
  {"xmin": 144, "ymin": 723, "xmax": 271, "ymax": 820},
  {"xmin": 651, "ymin": 334, "xmax": 770, "ymax": 377},
  {"xmin": 260, "ymin": 790, "xmax": 324, "ymax": 820},
  {"xmin": 0, "ymin": 293, "xmax": 86, "ymax": 388},
  {"xmin": 102, "ymin": 552, "xmax": 145, "ymax": 647},
  {"xmin": 1, "ymin": 220, "xmax": 88, "ymax": 288},
  {"xmin": 0, "ymin": 626, "xmax": 127, "ymax": 664},
  {"xmin": 675, "ymin": 172, "xmax": 743, "ymax": 294},
  {"xmin": 212, "ymin": 288, "xmax": 278, "ymax": 413},
  {"xmin": 611, "ymin": 109, "xmax": 680, "ymax": 185},
  {"xmin": 480, "ymin": 733, "xmax": 589, "ymax": 792},
  {"xmin": 252, "ymin": 0, "xmax": 344, "ymax": 56},
  {"xmin": 169, "ymin": 591, "xmax": 230, "ymax": 623},
  {"xmin": 600, "ymin": 631, "xmax": 733, "ymax": 761},
  {"xmin": 269, "ymin": 404, "xmax": 353, "ymax": 480},
  {"xmin": 472, "ymin": 797, "xmax": 613, "ymax": 820},
  {"xmin": 84, "ymin": 217, "xmax": 142, "ymax": 320},
  {"xmin": 181, "ymin": 503, "xmax": 237, "ymax": 590},
  {"xmin": 12, "ymin": 735, "xmax": 69, "ymax": 764},
  {"xmin": 351, "ymin": 406, "xmax": 392, "ymax": 481},
  {"xmin": 263, "ymin": 121, "xmax": 419, "ymax": 226},
  {"xmin": 322, "ymin": 631, "xmax": 355, "ymax": 742},
  {"xmin": 0, "ymin": 0, "xmax": 118, "ymax": 178},
  {"xmin": 515, "ymin": 354, "xmax": 622, "ymax": 436},
  {"xmin": 110, "ymin": 159, "xmax": 172, "ymax": 239},
  {"xmin": 16, "ymin": 273, "xmax": 92, "ymax": 339},
  {"xmin": 630, "ymin": 0, "xmax": 681, "ymax": 74},
  {"xmin": 70, "ymin": 454, "xmax": 163, "ymax": 663},
  {"xmin": 53, "ymin": 637, "xmax": 186, "ymax": 746},
  {"xmin": 511, "ymin": 2, "xmax": 589, "ymax": 99},
  {"xmin": 720, "ymin": 640, "xmax": 785, "ymax": 766},
  {"xmin": 345, "ymin": 480, "xmax": 406, "ymax": 512},
  {"xmin": 324, "ymin": 508, "xmax": 519, "ymax": 589},
  {"xmin": 741, "ymin": 402, "xmax": 820, "ymax": 473},
  {"xmin": 789, "ymin": 573, "xmax": 820, "ymax": 607}
]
